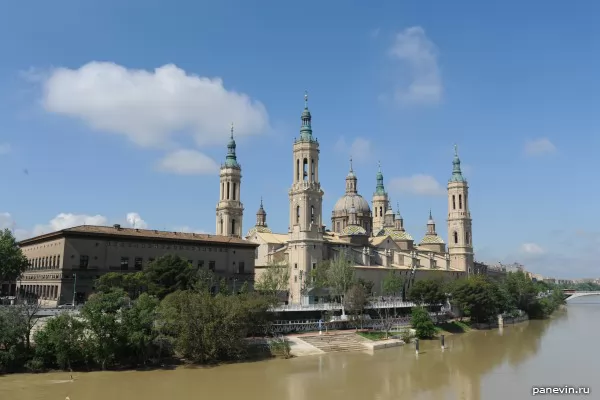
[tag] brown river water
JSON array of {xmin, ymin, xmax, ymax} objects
[{"xmin": 1, "ymin": 298, "xmax": 599, "ymax": 400}]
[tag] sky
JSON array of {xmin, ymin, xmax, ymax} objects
[{"xmin": 0, "ymin": 0, "xmax": 598, "ymax": 279}]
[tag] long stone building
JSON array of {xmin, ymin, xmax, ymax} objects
[{"xmin": 17, "ymin": 225, "xmax": 258, "ymax": 306}]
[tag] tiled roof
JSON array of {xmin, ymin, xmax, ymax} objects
[
  {"xmin": 19, "ymin": 225, "xmax": 257, "ymax": 247},
  {"xmin": 323, "ymin": 232, "xmax": 347, "ymax": 244},
  {"xmin": 419, "ymin": 234, "xmax": 445, "ymax": 245},
  {"xmin": 246, "ymin": 225, "xmax": 273, "ymax": 237},
  {"xmin": 375, "ymin": 227, "xmax": 414, "ymax": 241},
  {"xmin": 341, "ymin": 224, "xmax": 367, "ymax": 236}
]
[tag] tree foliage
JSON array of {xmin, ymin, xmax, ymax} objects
[
  {"xmin": 310, "ymin": 253, "xmax": 355, "ymax": 314},
  {"xmin": 449, "ymin": 275, "xmax": 505, "ymax": 323},
  {"xmin": 95, "ymin": 272, "xmax": 148, "ymax": 300},
  {"xmin": 0, "ymin": 229, "xmax": 29, "ymax": 283},
  {"xmin": 408, "ymin": 278, "xmax": 446, "ymax": 305},
  {"xmin": 144, "ymin": 255, "xmax": 199, "ymax": 299},
  {"xmin": 254, "ymin": 261, "xmax": 290, "ymax": 300},
  {"xmin": 411, "ymin": 307, "xmax": 436, "ymax": 339},
  {"xmin": 344, "ymin": 284, "xmax": 368, "ymax": 329}
]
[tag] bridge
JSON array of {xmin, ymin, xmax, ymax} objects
[{"xmin": 563, "ymin": 290, "xmax": 600, "ymax": 301}]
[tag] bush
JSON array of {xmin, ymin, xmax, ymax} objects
[
  {"xmin": 24, "ymin": 358, "xmax": 45, "ymax": 373},
  {"xmin": 411, "ymin": 307, "xmax": 436, "ymax": 339}
]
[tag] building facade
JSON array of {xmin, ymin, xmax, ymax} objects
[
  {"xmin": 247, "ymin": 94, "xmax": 476, "ymax": 304},
  {"xmin": 17, "ymin": 225, "xmax": 258, "ymax": 306}
]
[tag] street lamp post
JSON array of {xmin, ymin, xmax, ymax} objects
[{"xmin": 72, "ymin": 273, "xmax": 77, "ymax": 307}]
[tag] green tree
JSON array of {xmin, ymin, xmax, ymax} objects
[
  {"xmin": 95, "ymin": 272, "xmax": 148, "ymax": 299},
  {"xmin": 382, "ymin": 271, "xmax": 405, "ymax": 297},
  {"xmin": 254, "ymin": 261, "xmax": 290, "ymax": 301},
  {"xmin": 408, "ymin": 279, "xmax": 447, "ymax": 306},
  {"xmin": 310, "ymin": 253, "xmax": 355, "ymax": 316},
  {"xmin": 33, "ymin": 313, "xmax": 87, "ymax": 370},
  {"xmin": 357, "ymin": 277, "xmax": 374, "ymax": 295},
  {"xmin": 449, "ymin": 275, "xmax": 503, "ymax": 323},
  {"xmin": 144, "ymin": 255, "xmax": 198, "ymax": 299},
  {"xmin": 0, "ymin": 306, "xmax": 28, "ymax": 372},
  {"xmin": 120, "ymin": 293, "xmax": 160, "ymax": 364},
  {"xmin": 81, "ymin": 289, "xmax": 128, "ymax": 369},
  {"xmin": 344, "ymin": 284, "xmax": 368, "ymax": 330},
  {"xmin": 503, "ymin": 271, "xmax": 538, "ymax": 313},
  {"xmin": 411, "ymin": 307, "xmax": 436, "ymax": 339},
  {"xmin": 0, "ymin": 229, "xmax": 29, "ymax": 284}
]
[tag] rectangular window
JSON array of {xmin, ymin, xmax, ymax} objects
[
  {"xmin": 459, "ymin": 194, "xmax": 463, "ymax": 209},
  {"xmin": 294, "ymin": 263, "xmax": 298, "ymax": 269},
  {"xmin": 294, "ymin": 275, "xmax": 298, "ymax": 282},
  {"xmin": 120, "ymin": 257, "xmax": 129, "ymax": 271},
  {"xmin": 198, "ymin": 260, "xmax": 204, "ymax": 268},
  {"xmin": 312, "ymin": 263, "xmax": 316, "ymax": 270},
  {"xmin": 233, "ymin": 182, "xmax": 237, "ymax": 200},
  {"xmin": 79, "ymin": 255, "xmax": 89, "ymax": 269},
  {"xmin": 209, "ymin": 261, "xmax": 216, "ymax": 271},
  {"xmin": 238, "ymin": 262, "xmax": 245, "ymax": 274},
  {"xmin": 255, "ymin": 248, "xmax": 258, "ymax": 259},
  {"xmin": 452, "ymin": 195, "xmax": 456, "ymax": 210},
  {"xmin": 134, "ymin": 257, "xmax": 143, "ymax": 271}
]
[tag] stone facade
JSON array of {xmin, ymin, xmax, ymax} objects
[{"xmin": 17, "ymin": 225, "xmax": 258, "ymax": 306}]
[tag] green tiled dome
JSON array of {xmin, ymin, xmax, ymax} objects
[
  {"xmin": 246, "ymin": 226, "xmax": 273, "ymax": 237},
  {"xmin": 420, "ymin": 235, "xmax": 445, "ymax": 245}
]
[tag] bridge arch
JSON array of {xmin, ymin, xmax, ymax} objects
[{"xmin": 564, "ymin": 291, "xmax": 600, "ymax": 301}]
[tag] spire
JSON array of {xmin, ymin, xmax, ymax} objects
[
  {"xmin": 427, "ymin": 210, "xmax": 436, "ymax": 234},
  {"xmin": 256, "ymin": 197, "xmax": 267, "ymax": 226},
  {"xmin": 345, "ymin": 156, "xmax": 358, "ymax": 194},
  {"xmin": 349, "ymin": 196, "xmax": 358, "ymax": 225},
  {"xmin": 224, "ymin": 122, "xmax": 240, "ymax": 168},
  {"xmin": 394, "ymin": 201, "xmax": 404, "ymax": 231},
  {"xmin": 299, "ymin": 90, "xmax": 313, "ymax": 141},
  {"xmin": 375, "ymin": 161, "xmax": 386, "ymax": 195},
  {"xmin": 449, "ymin": 144, "xmax": 465, "ymax": 182},
  {"xmin": 396, "ymin": 202, "xmax": 402, "ymax": 219}
]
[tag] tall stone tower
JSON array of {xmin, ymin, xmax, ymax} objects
[
  {"xmin": 447, "ymin": 145, "xmax": 474, "ymax": 273},
  {"xmin": 287, "ymin": 92, "xmax": 324, "ymax": 304},
  {"xmin": 372, "ymin": 162, "xmax": 389, "ymax": 232},
  {"xmin": 216, "ymin": 124, "xmax": 244, "ymax": 237}
]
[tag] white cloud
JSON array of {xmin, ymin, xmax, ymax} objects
[
  {"xmin": 32, "ymin": 213, "xmax": 109, "ymax": 236},
  {"xmin": 126, "ymin": 212, "xmax": 148, "ymax": 229},
  {"xmin": 520, "ymin": 243, "xmax": 545, "ymax": 255},
  {"xmin": 388, "ymin": 26, "xmax": 442, "ymax": 106},
  {"xmin": 524, "ymin": 138, "xmax": 556, "ymax": 157},
  {"xmin": 0, "ymin": 143, "xmax": 11, "ymax": 155},
  {"xmin": 389, "ymin": 174, "xmax": 445, "ymax": 196},
  {"xmin": 157, "ymin": 149, "xmax": 219, "ymax": 175},
  {"xmin": 333, "ymin": 137, "xmax": 373, "ymax": 163},
  {"xmin": 41, "ymin": 62, "xmax": 270, "ymax": 148},
  {"xmin": 172, "ymin": 226, "xmax": 208, "ymax": 234}
]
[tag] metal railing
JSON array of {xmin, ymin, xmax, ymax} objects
[{"xmin": 271, "ymin": 298, "xmax": 423, "ymax": 312}]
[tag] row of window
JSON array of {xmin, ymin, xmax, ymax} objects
[
  {"xmin": 220, "ymin": 181, "xmax": 239, "ymax": 201},
  {"xmin": 451, "ymin": 231, "xmax": 471, "ymax": 245},
  {"xmin": 295, "ymin": 205, "xmax": 316, "ymax": 223},
  {"xmin": 28, "ymin": 255, "xmax": 61, "ymax": 270},
  {"xmin": 452, "ymin": 194, "xmax": 466, "ymax": 210},
  {"xmin": 296, "ymin": 157, "xmax": 317, "ymax": 183},
  {"xmin": 106, "ymin": 242, "xmax": 233, "ymax": 252},
  {"xmin": 98, "ymin": 256, "xmax": 246, "ymax": 274}
]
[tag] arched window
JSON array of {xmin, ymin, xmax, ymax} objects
[
  {"xmin": 310, "ymin": 205, "xmax": 315, "ymax": 223},
  {"xmin": 231, "ymin": 219, "xmax": 236, "ymax": 235},
  {"xmin": 311, "ymin": 159, "xmax": 315, "ymax": 181},
  {"xmin": 465, "ymin": 231, "xmax": 470, "ymax": 244},
  {"xmin": 296, "ymin": 159, "xmax": 300, "ymax": 182},
  {"xmin": 453, "ymin": 231, "xmax": 458, "ymax": 244},
  {"xmin": 379, "ymin": 206, "xmax": 383, "ymax": 217},
  {"xmin": 303, "ymin": 158, "xmax": 308, "ymax": 181},
  {"xmin": 459, "ymin": 194, "xmax": 462, "ymax": 209},
  {"xmin": 220, "ymin": 219, "xmax": 223, "ymax": 234},
  {"xmin": 221, "ymin": 182, "xmax": 224, "ymax": 200},
  {"xmin": 452, "ymin": 195, "xmax": 456, "ymax": 210},
  {"xmin": 232, "ymin": 182, "xmax": 237, "ymax": 200},
  {"xmin": 336, "ymin": 221, "xmax": 341, "ymax": 232},
  {"xmin": 226, "ymin": 182, "xmax": 230, "ymax": 200},
  {"xmin": 296, "ymin": 206, "xmax": 300, "ymax": 223}
]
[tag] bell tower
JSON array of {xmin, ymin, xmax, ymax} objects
[
  {"xmin": 287, "ymin": 92, "xmax": 324, "ymax": 304},
  {"xmin": 372, "ymin": 162, "xmax": 388, "ymax": 232},
  {"xmin": 447, "ymin": 145, "xmax": 474, "ymax": 273},
  {"xmin": 216, "ymin": 124, "xmax": 244, "ymax": 237}
]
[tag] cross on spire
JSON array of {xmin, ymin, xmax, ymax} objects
[
  {"xmin": 230, "ymin": 122, "xmax": 234, "ymax": 139},
  {"xmin": 349, "ymin": 156, "xmax": 353, "ymax": 172},
  {"xmin": 304, "ymin": 90, "xmax": 308, "ymax": 108},
  {"xmin": 454, "ymin": 143, "xmax": 458, "ymax": 156}
]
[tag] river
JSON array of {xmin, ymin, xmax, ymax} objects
[{"xmin": 2, "ymin": 298, "xmax": 599, "ymax": 400}]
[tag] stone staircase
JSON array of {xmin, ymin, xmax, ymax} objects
[{"xmin": 300, "ymin": 332, "xmax": 369, "ymax": 353}]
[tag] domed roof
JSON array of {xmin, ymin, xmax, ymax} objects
[
  {"xmin": 333, "ymin": 194, "xmax": 371, "ymax": 214},
  {"xmin": 375, "ymin": 227, "xmax": 413, "ymax": 241},
  {"xmin": 246, "ymin": 226, "xmax": 272, "ymax": 237},
  {"xmin": 341, "ymin": 224, "xmax": 367, "ymax": 236}
]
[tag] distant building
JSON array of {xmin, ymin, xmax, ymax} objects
[{"xmin": 17, "ymin": 224, "xmax": 258, "ymax": 306}]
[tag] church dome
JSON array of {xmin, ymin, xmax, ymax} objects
[
  {"xmin": 375, "ymin": 227, "xmax": 414, "ymax": 241},
  {"xmin": 419, "ymin": 235, "xmax": 445, "ymax": 245},
  {"xmin": 341, "ymin": 224, "xmax": 367, "ymax": 236},
  {"xmin": 246, "ymin": 225, "xmax": 272, "ymax": 237},
  {"xmin": 333, "ymin": 194, "xmax": 371, "ymax": 214}
]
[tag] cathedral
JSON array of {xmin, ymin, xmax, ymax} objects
[{"xmin": 216, "ymin": 94, "xmax": 474, "ymax": 305}]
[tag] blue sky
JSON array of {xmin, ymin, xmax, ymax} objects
[{"xmin": 0, "ymin": 0, "xmax": 598, "ymax": 278}]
